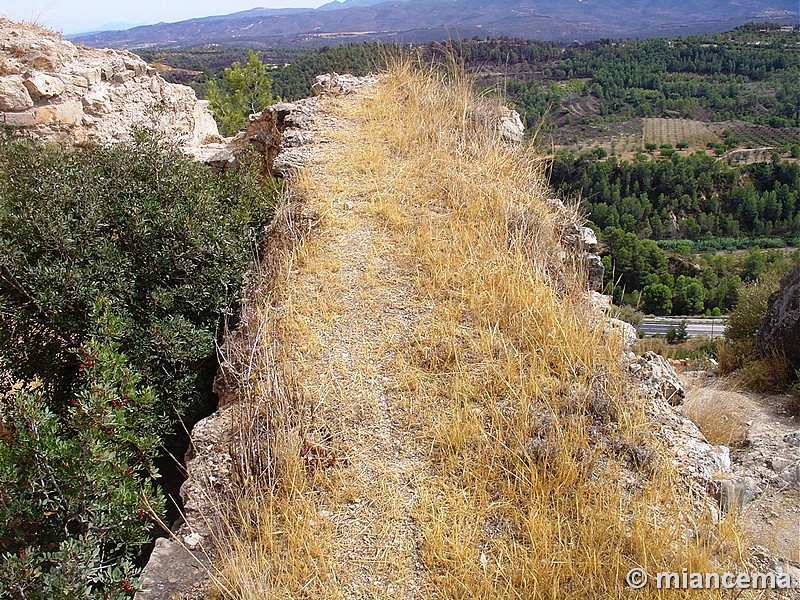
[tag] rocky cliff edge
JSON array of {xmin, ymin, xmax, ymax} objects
[{"xmin": 0, "ymin": 19, "xmax": 219, "ymax": 148}]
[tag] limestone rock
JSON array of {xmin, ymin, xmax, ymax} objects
[
  {"xmin": 756, "ymin": 263, "xmax": 800, "ymax": 370},
  {"xmin": 633, "ymin": 351, "xmax": 685, "ymax": 405},
  {"xmin": 23, "ymin": 72, "xmax": 65, "ymax": 99},
  {"xmin": 35, "ymin": 100, "xmax": 83, "ymax": 126},
  {"xmin": 0, "ymin": 76, "xmax": 33, "ymax": 110},
  {"xmin": 577, "ymin": 225, "xmax": 598, "ymax": 247},
  {"xmin": 135, "ymin": 538, "xmax": 210, "ymax": 600},
  {"xmin": 641, "ymin": 378, "xmax": 731, "ymax": 494},
  {"xmin": 178, "ymin": 404, "xmax": 235, "ymax": 551},
  {"xmin": 498, "ymin": 108, "xmax": 524, "ymax": 142},
  {"xmin": 589, "ymin": 291, "xmax": 612, "ymax": 311},
  {"xmin": 206, "ymin": 148, "xmax": 237, "ymax": 171},
  {"xmin": 191, "ymin": 100, "xmax": 219, "ymax": 146},
  {"xmin": 239, "ymin": 105, "xmax": 284, "ymax": 174},
  {"xmin": 606, "ymin": 317, "xmax": 637, "ymax": 351},
  {"xmin": 230, "ymin": 95, "xmax": 333, "ymax": 177},
  {"xmin": 1, "ymin": 109, "xmax": 35, "ymax": 126},
  {"xmin": 311, "ymin": 72, "xmax": 377, "ymax": 97},
  {"xmin": 0, "ymin": 18, "xmax": 219, "ymax": 151},
  {"xmin": 784, "ymin": 432, "xmax": 800, "ymax": 447},
  {"xmin": 311, "ymin": 72, "xmax": 345, "ymax": 96}
]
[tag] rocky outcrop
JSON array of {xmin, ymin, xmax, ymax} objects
[
  {"xmin": 630, "ymin": 351, "xmax": 686, "ymax": 405},
  {"xmin": 0, "ymin": 19, "xmax": 219, "ymax": 149},
  {"xmin": 136, "ymin": 538, "xmax": 210, "ymax": 600},
  {"xmin": 0, "ymin": 76, "xmax": 34, "ymax": 111},
  {"xmin": 218, "ymin": 74, "xmax": 377, "ymax": 178},
  {"xmin": 651, "ymin": 400, "xmax": 731, "ymax": 485},
  {"xmin": 756, "ymin": 263, "xmax": 800, "ymax": 369},
  {"xmin": 546, "ymin": 199, "xmax": 604, "ymax": 294},
  {"xmin": 632, "ymin": 362, "xmax": 731, "ymax": 506},
  {"xmin": 310, "ymin": 72, "xmax": 375, "ymax": 97}
]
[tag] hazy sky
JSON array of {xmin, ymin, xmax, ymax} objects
[{"xmin": 0, "ymin": 1, "xmax": 329, "ymax": 34}]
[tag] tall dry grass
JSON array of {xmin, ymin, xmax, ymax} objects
[
  {"xmin": 682, "ymin": 380, "xmax": 753, "ymax": 448},
  {"xmin": 201, "ymin": 59, "xmax": 748, "ymax": 599}
]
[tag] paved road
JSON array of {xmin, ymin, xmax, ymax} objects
[{"xmin": 639, "ymin": 317, "xmax": 727, "ymax": 338}]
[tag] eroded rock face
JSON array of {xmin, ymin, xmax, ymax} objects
[
  {"xmin": 630, "ymin": 351, "xmax": 686, "ymax": 405},
  {"xmin": 756, "ymin": 264, "xmax": 800, "ymax": 370},
  {"xmin": 0, "ymin": 19, "xmax": 219, "ymax": 148},
  {"xmin": 0, "ymin": 76, "xmax": 33, "ymax": 110}
]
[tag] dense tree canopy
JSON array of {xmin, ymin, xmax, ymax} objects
[{"xmin": 550, "ymin": 152, "xmax": 800, "ymax": 240}]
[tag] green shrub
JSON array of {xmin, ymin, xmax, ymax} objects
[
  {"xmin": 0, "ymin": 307, "xmax": 165, "ymax": 598},
  {"xmin": 0, "ymin": 129, "xmax": 274, "ymax": 593},
  {"xmin": 641, "ymin": 283, "xmax": 673, "ymax": 315},
  {"xmin": 665, "ymin": 320, "xmax": 688, "ymax": 344},
  {"xmin": 0, "ymin": 128, "xmax": 273, "ymax": 426},
  {"xmin": 722, "ymin": 269, "xmax": 796, "ymax": 388},
  {"xmin": 725, "ymin": 271, "xmax": 781, "ymax": 342}
]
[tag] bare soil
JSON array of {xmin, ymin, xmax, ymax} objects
[{"xmin": 683, "ymin": 376, "xmax": 800, "ymax": 562}]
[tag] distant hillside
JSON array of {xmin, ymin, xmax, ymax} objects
[{"xmin": 70, "ymin": 0, "xmax": 799, "ymax": 49}]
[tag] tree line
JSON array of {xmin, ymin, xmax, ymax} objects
[
  {"xmin": 452, "ymin": 24, "xmax": 800, "ymax": 130},
  {"xmin": 551, "ymin": 151, "xmax": 800, "ymax": 240},
  {"xmin": 548, "ymin": 149, "xmax": 800, "ymax": 315}
]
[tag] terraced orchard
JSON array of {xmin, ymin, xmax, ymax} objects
[
  {"xmin": 186, "ymin": 66, "xmax": 751, "ymax": 600},
  {"xmin": 724, "ymin": 123, "xmax": 800, "ymax": 149},
  {"xmin": 643, "ymin": 118, "xmax": 719, "ymax": 150}
]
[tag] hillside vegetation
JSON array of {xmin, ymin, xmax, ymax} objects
[
  {"xmin": 205, "ymin": 63, "xmax": 745, "ymax": 599},
  {"xmin": 550, "ymin": 151, "xmax": 800, "ymax": 315},
  {"xmin": 146, "ymin": 24, "xmax": 800, "ymax": 319},
  {"xmin": 0, "ymin": 130, "xmax": 274, "ymax": 597}
]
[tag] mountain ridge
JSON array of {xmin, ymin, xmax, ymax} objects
[{"xmin": 70, "ymin": 0, "xmax": 799, "ymax": 49}]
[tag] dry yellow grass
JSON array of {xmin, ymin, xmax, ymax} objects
[
  {"xmin": 682, "ymin": 380, "xmax": 753, "ymax": 448},
  {"xmin": 206, "ymin": 61, "xmax": 749, "ymax": 599}
]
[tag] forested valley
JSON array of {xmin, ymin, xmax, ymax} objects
[{"xmin": 142, "ymin": 22, "xmax": 800, "ymax": 318}]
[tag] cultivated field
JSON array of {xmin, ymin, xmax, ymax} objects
[
  {"xmin": 724, "ymin": 122, "xmax": 800, "ymax": 148},
  {"xmin": 642, "ymin": 117, "xmax": 719, "ymax": 148}
]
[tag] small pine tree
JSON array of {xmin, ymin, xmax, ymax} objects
[
  {"xmin": 665, "ymin": 321, "xmax": 688, "ymax": 344},
  {"xmin": 206, "ymin": 50, "xmax": 275, "ymax": 135}
]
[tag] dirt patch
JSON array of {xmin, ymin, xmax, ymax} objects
[{"xmin": 683, "ymin": 375, "xmax": 800, "ymax": 562}]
